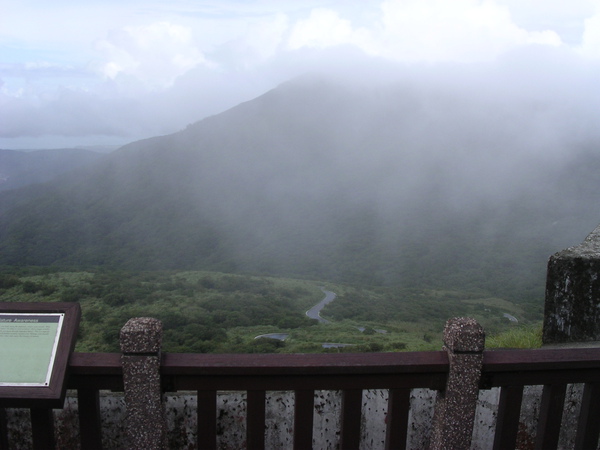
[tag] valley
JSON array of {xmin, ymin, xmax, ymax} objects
[{"xmin": 0, "ymin": 268, "xmax": 541, "ymax": 353}]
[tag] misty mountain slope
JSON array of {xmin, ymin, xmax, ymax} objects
[
  {"xmin": 0, "ymin": 148, "xmax": 104, "ymax": 192},
  {"xmin": 0, "ymin": 75, "xmax": 599, "ymax": 298}
]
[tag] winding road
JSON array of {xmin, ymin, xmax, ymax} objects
[{"xmin": 305, "ymin": 288, "xmax": 336, "ymax": 323}]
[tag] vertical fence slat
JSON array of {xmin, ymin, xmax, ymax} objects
[
  {"xmin": 385, "ymin": 388, "xmax": 410, "ymax": 450},
  {"xmin": 574, "ymin": 382, "xmax": 600, "ymax": 450},
  {"xmin": 77, "ymin": 388, "xmax": 103, "ymax": 450},
  {"xmin": 293, "ymin": 390, "xmax": 314, "ymax": 450},
  {"xmin": 535, "ymin": 384, "xmax": 567, "ymax": 450},
  {"xmin": 30, "ymin": 408, "xmax": 55, "ymax": 450},
  {"xmin": 493, "ymin": 385, "xmax": 524, "ymax": 450},
  {"xmin": 247, "ymin": 390, "xmax": 265, "ymax": 450},
  {"xmin": 197, "ymin": 390, "xmax": 217, "ymax": 450},
  {"xmin": 0, "ymin": 408, "xmax": 8, "ymax": 450},
  {"xmin": 340, "ymin": 389, "xmax": 362, "ymax": 450}
]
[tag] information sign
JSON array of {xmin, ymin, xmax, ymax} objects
[
  {"xmin": 0, "ymin": 313, "xmax": 64, "ymax": 386},
  {"xmin": 0, "ymin": 303, "xmax": 80, "ymax": 408}
]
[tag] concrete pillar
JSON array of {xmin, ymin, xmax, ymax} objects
[
  {"xmin": 543, "ymin": 225, "xmax": 600, "ymax": 344},
  {"xmin": 430, "ymin": 317, "xmax": 485, "ymax": 450},
  {"xmin": 120, "ymin": 317, "xmax": 167, "ymax": 449}
]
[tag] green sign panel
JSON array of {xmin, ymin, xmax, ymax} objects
[{"xmin": 0, "ymin": 313, "xmax": 64, "ymax": 386}]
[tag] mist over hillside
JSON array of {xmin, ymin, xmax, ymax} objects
[
  {"xmin": 0, "ymin": 70, "xmax": 598, "ymax": 299},
  {"xmin": 0, "ymin": 148, "xmax": 105, "ymax": 192}
]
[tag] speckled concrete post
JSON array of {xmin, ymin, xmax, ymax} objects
[
  {"xmin": 120, "ymin": 317, "xmax": 167, "ymax": 450},
  {"xmin": 429, "ymin": 317, "xmax": 485, "ymax": 450},
  {"xmin": 543, "ymin": 225, "xmax": 600, "ymax": 344}
]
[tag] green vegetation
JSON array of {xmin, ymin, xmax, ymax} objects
[
  {"xmin": 0, "ymin": 268, "xmax": 542, "ymax": 353},
  {"xmin": 486, "ymin": 323, "xmax": 543, "ymax": 349}
]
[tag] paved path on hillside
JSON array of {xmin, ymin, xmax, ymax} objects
[{"xmin": 305, "ymin": 289, "xmax": 336, "ymax": 323}]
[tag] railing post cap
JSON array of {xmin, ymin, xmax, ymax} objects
[
  {"xmin": 443, "ymin": 317, "xmax": 485, "ymax": 353},
  {"xmin": 120, "ymin": 317, "xmax": 163, "ymax": 354}
]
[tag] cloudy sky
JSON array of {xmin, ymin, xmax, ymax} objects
[{"xmin": 1, "ymin": 0, "xmax": 600, "ymax": 149}]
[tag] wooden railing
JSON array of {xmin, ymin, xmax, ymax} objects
[
  {"xmin": 62, "ymin": 351, "xmax": 448, "ymax": 449},
  {"xmin": 161, "ymin": 351, "xmax": 448, "ymax": 449},
  {"xmin": 482, "ymin": 348, "xmax": 600, "ymax": 449},
  {"xmin": 3, "ymin": 322, "xmax": 600, "ymax": 449},
  {"xmin": 67, "ymin": 352, "xmax": 122, "ymax": 450}
]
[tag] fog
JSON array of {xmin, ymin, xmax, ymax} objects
[
  {"xmin": 54, "ymin": 58, "xmax": 595, "ymax": 286},
  {"xmin": 1, "ymin": 53, "xmax": 600, "ymax": 295}
]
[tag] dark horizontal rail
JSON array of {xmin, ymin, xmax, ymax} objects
[
  {"xmin": 482, "ymin": 348, "xmax": 600, "ymax": 388},
  {"xmin": 167, "ymin": 372, "xmax": 448, "ymax": 391},
  {"xmin": 66, "ymin": 348, "xmax": 600, "ymax": 390},
  {"xmin": 68, "ymin": 353, "xmax": 122, "ymax": 377},
  {"xmin": 161, "ymin": 351, "xmax": 449, "ymax": 391},
  {"xmin": 161, "ymin": 351, "xmax": 449, "ymax": 375},
  {"xmin": 483, "ymin": 347, "xmax": 600, "ymax": 370},
  {"xmin": 68, "ymin": 353, "xmax": 123, "ymax": 391}
]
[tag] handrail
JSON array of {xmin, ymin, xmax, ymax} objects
[
  {"xmin": 483, "ymin": 347, "xmax": 600, "ymax": 371},
  {"xmin": 69, "ymin": 352, "xmax": 122, "ymax": 374},
  {"xmin": 482, "ymin": 347, "xmax": 600, "ymax": 387},
  {"xmin": 161, "ymin": 351, "xmax": 450, "ymax": 393},
  {"xmin": 68, "ymin": 352, "xmax": 123, "ymax": 390},
  {"xmin": 161, "ymin": 351, "xmax": 449, "ymax": 374},
  {"xmin": 67, "ymin": 347, "xmax": 600, "ymax": 384}
]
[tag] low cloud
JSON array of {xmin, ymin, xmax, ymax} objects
[
  {"xmin": 1, "ymin": 0, "xmax": 599, "ymax": 148},
  {"xmin": 94, "ymin": 22, "xmax": 211, "ymax": 88},
  {"xmin": 378, "ymin": 0, "xmax": 561, "ymax": 62},
  {"xmin": 580, "ymin": 11, "xmax": 600, "ymax": 58},
  {"xmin": 287, "ymin": 9, "xmax": 372, "ymax": 51}
]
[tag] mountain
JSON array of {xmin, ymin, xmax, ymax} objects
[
  {"xmin": 0, "ymin": 75, "xmax": 599, "ymax": 299},
  {"xmin": 0, "ymin": 148, "xmax": 104, "ymax": 192}
]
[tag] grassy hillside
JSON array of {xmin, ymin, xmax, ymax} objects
[{"xmin": 0, "ymin": 268, "xmax": 540, "ymax": 353}]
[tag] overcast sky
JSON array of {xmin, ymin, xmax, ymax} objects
[{"xmin": 1, "ymin": 0, "xmax": 600, "ymax": 149}]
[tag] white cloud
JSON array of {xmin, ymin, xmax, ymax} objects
[
  {"xmin": 281, "ymin": 1, "xmax": 564, "ymax": 63},
  {"xmin": 579, "ymin": 8, "xmax": 600, "ymax": 58},
  {"xmin": 287, "ymin": 9, "xmax": 372, "ymax": 51},
  {"xmin": 374, "ymin": 0, "xmax": 562, "ymax": 62},
  {"xmin": 214, "ymin": 13, "xmax": 290, "ymax": 69},
  {"xmin": 495, "ymin": 0, "xmax": 597, "ymax": 45},
  {"xmin": 94, "ymin": 22, "xmax": 210, "ymax": 89}
]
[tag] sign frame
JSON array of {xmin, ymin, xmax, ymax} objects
[{"xmin": 0, "ymin": 302, "xmax": 81, "ymax": 408}]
